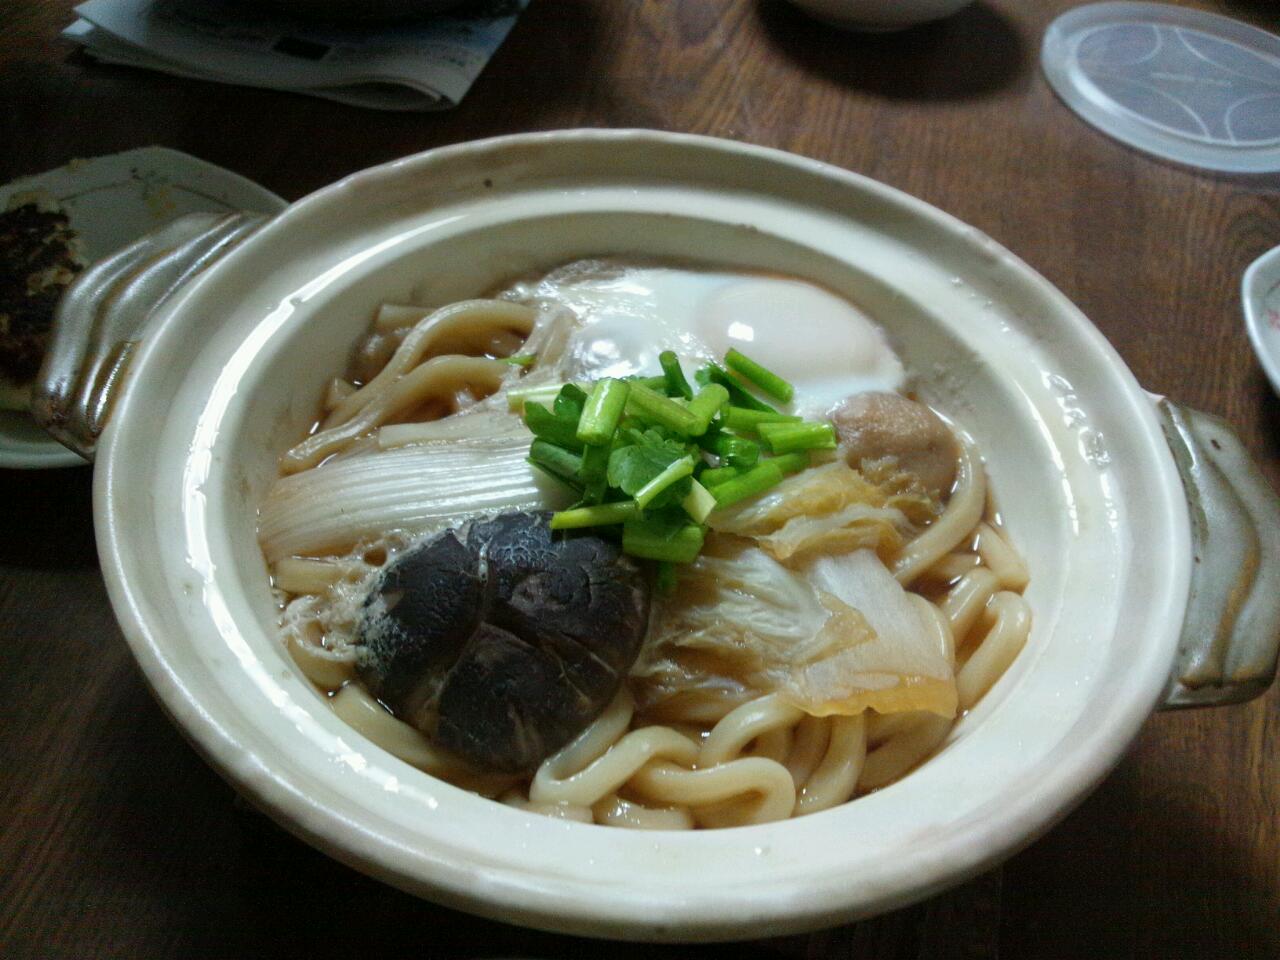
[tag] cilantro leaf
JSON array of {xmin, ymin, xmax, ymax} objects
[{"xmin": 607, "ymin": 429, "xmax": 696, "ymax": 508}]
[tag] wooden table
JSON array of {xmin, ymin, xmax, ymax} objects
[{"xmin": 2, "ymin": 1, "xmax": 1277, "ymax": 956}]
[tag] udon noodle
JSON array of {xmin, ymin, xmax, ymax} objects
[{"xmin": 261, "ymin": 267, "xmax": 1032, "ymax": 830}]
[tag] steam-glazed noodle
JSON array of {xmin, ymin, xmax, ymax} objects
[{"xmin": 262, "ymin": 270, "xmax": 1033, "ymax": 830}]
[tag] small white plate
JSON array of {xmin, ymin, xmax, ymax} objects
[
  {"xmin": 0, "ymin": 147, "xmax": 287, "ymax": 469},
  {"xmin": 1243, "ymin": 245, "xmax": 1280, "ymax": 397}
]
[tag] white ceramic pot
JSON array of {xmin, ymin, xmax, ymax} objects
[{"xmin": 33, "ymin": 131, "xmax": 1280, "ymax": 941}]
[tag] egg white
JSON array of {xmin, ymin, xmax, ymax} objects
[{"xmin": 514, "ymin": 262, "xmax": 904, "ymax": 417}]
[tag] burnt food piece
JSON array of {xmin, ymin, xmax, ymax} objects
[
  {"xmin": 0, "ymin": 200, "xmax": 84, "ymax": 410},
  {"xmin": 357, "ymin": 511, "xmax": 650, "ymax": 773}
]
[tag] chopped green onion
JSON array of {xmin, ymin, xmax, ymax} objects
[
  {"xmin": 681, "ymin": 478, "xmax": 717, "ymax": 523},
  {"xmin": 711, "ymin": 460, "xmax": 785, "ymax": 508},
  {"xmin": 507, "ymin": 382, "xmax": 565, "ymax": 412},
  {"xmin": 703, "ymin": 432, "xmax": 760, "ymax": 468},
  {"xmin": 550, "ymin": 501, "xmax": 639, "ymax": 530},
  {"xmin": 622, "ymin": 517, "xmax": 705, "ymax": 563},
  {"xmin": 523, "ymin": 403, "xmax": 584, "ymax": 451},
  {"xmin": 577, "ymin": 378, "xmax": 630, "ymax": 446},
  {"xmin": 655, "ymin": 561, "xmax": 678, "ymax": 594},
  {"xmin": 698, "ymin": 465, "xmax": 741, "ymax": 488},
  {"xmin": 659, "ymin": 350, "xmax": 694, "ymax": 400},
  {"xmin": 528, "ymin": 440, "xmax": 584, "ymax": 490},
  {"xmin": 554, "ymin": 383, "xmax": 589, "ymax": 420},
  {"xmin": 634, "ymin": 455, "xmax": 696, "ymax": 510},
  {"xmin": 686, "ymin": 383, "xmax": 730, "ymax": 432},
  {"xmin": 698, "ymin": 363, "xmax": 777, "ymax": 413},
  {"xmin": 758, "ymin": 421, "xmax": 837, "ymax": 454},
  {"xmin": 724, "ymin": 348, "xmax": 794, "ymax": 402},
  {"xmin": 501, "ymin": 354, "xmax": 537, "ymax": 367},
  {"xmin": 625, "ymin": 382, "xmax": 704, "ymax": 436},
  {"xmin": 723, "ymin": 406, "xmax": 802, "ymax": 433},
  {"xmin": 770, "ymin": 451, "xmax": 812, "ymax": 475},
  {"xmin": 628, "ymin": 375, "xmax": 670, "ymax": 391},
  {"xmin": 579, "ymin": 441, "xmax": 609, "ymax": 483}
]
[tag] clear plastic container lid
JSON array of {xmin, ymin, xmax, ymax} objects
[{"xmin": 1041, "ymin": 2, "xmax": 1280, "ymax": 174}]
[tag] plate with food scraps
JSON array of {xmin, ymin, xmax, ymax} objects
[{"xmin": 0, "ymin": 146, "xmax": 286, "ymax": 469}]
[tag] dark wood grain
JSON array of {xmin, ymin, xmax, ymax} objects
[{"xmin": 1, "ymin": 1, "xmax": 1277, "ymax": 957}]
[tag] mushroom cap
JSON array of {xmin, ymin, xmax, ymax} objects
[{"xmin": 357, "ymin": 511, "xmax": 650, "ymax": 773}]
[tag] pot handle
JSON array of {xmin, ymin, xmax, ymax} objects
[
  {"xmin": 1156, "ymin": 398, "xmax": 1280, "ymax": 708},
  {"xmin": 31, "ymin": 211, "xmax": 272, "ymax": 462}
]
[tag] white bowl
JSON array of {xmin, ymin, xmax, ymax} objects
[
  {"xmin": 1243, "ymin": 244, "xmax": 1280, "ymax": 396},
  {"xmin": 63, "ymin": 131, "xmax": 1278, "ymax": 940},
  {"xmin": 785, "ymin": 0, "xmax": 976, "ymax": 32}
]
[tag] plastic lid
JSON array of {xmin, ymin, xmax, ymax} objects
[{"xmin": 1041, "ymin": 2, "xmax": 1280, "ymax": 174}]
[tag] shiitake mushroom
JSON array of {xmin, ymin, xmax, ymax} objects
[{"xmin": 356, "ymin": 511, "xmax": 650, "ymax": 773}]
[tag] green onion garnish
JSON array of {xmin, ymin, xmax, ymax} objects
[
  {"xmin": 507, "ymin": 382, "xmax": 565, "ymax": 412},
  {"xmin": 659, "ymin": 350, "xmax": 694, "ymax": 400},
  {"xmin": 710, "ymin": 460, "xmax": 785, "ymax": 508},
  {"xmin": 681, "ymin": 478, "xmax": 717, "ymax": 523},
  {"xmin": 550, "ymin": 501, "xmax": 639, "ymax": 530},
  {"xmin": 686, "ymin": 383, "xmax": 730, "ymax": 433},
  {"xmin": 523, "ymin": 402, "xmax": 584, "ymax": 452},
  {"xmin": 703, "ymin": 432, "xmax": 760, "ymax": 468},
  {"xmin": 528, "ymin": 440, "xmax": 584, "ymax": 490},
  {"xmin": 655, "ymin": 561, "xmax": 678, "ymax": 594},
  {"xmin": 698, "ymin": 465, "xmax": 741, "ymax": 488},
  {"xmin": 579, "ymin": 441, "xmax": 609, "ymax": 483},
  {"xmin": 518, "ymin": 344, "xmax": 835, "ymax": 569},
  {"xmin": 554, "ymin": 383, "xmax": 589, "ymax": 419},
  {"xmin": 577, "ymin": 378, "xmax": 630, "ymax": 446},
  {"xmin": 501, "ymin": 354, "xmax": 537, "ymax": 367},
  {"xmin": 622, "ymin": 517, "xmax": 705, "ymax": 563},
  {"xmin": 723, "ymin": 406, "xmax": 802, "ymax": 433},
  {"xmin": 770, "ymin": 451, "xmax": 812, "ymax": 475},
  {"xmin": 757, "ymin": 421, "xmax": 837, "ymax": 454},
  {"xmin": 724, "ymin": 348, "xmax": 794, "ymax": 402},
  {"xmin": 698, "ymin": 363, "xmax": 777, "ymax": 413},
  {"xmin": 634, "ymin": 455, "xmax": 696, "ymax": 510},
  {"xmin": 625, "ymin": 382, "xmax": 704, "ymax": 436}
]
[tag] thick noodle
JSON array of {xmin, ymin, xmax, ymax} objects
[{"xmin": 268, "ymin": 291, "xmax": 1033, "ymax": 830}]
